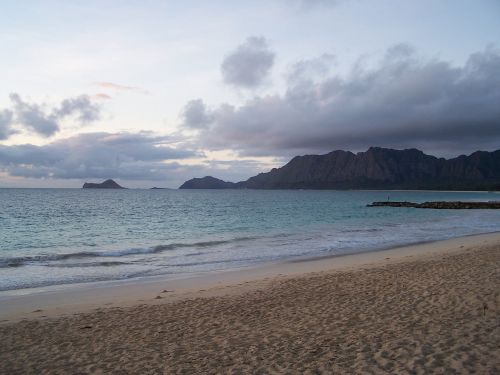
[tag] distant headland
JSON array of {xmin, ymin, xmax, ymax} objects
[
  {"xmin": 82, "ymin": 179, "xmax": 125, "ymax": 189},
  {"xmin": 180, "ymin": 147, "xmax": 500, "ymax": 191}
]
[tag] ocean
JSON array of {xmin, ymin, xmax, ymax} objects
[{"xmin": 1, "ymin": 188, "xmax": 499, "ymax": 292}]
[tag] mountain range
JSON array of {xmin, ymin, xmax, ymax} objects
[{"xmin": 179, "ymin": 147, "xmax": 500, "ymax": 191}]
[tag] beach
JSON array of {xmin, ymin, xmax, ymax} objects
[
  {"xmin": 2, "ymin": 1, "xmax": 499, "ymax": 373},
  {"xmin": 1, "ymin": 232, "xmax": 499, "ymax": 374}
]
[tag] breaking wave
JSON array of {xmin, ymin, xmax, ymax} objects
[{"xmin": 0, "ymin": 237, "xmax": 255, "ymax": 268}]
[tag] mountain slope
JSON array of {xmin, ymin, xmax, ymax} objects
[{"xmin": 180, "ymin": 148, "xmax": 500, "ymax": 190}]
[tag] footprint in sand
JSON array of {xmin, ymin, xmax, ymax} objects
[{"xmin": 32, "ymin": 309, "xmax": 43, "ymax": 313}]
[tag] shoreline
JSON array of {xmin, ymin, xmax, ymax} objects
[
  {"xmin": 1, "ymin": 188, "xmax": 499, "ymax": 192},
  {"xmin": 2, "ymin": 230, "xmax": 499, "ymax": 373},
  {"xmin": 1, "ymin": 231, "xmax": 499, "ymax": 323}
]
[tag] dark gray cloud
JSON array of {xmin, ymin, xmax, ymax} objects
[
  {"xmin": 188, "ymin": 45, "xmax": 500, "ymax": 157},
  {"xmin": 3, "ymin": 93, "xmax": 101, "ymax": 138},
  {"xmin": 286, "ymin": 54, "xmax": 336, "ymax": 84},
  {"xmin": 54, "ymin": 95, "xmax": 100, "ymax": 123},
  {"xmin": 181, "ymin": 99, "xmax": 213, "ymax": 129},
  {"xmin": 0, "ymin": 131, "xmax": 270, "ymax": 187},
  {"xmin": 0, "ymin": 109, "xmax": 15, "ymax": 140},
  {"xmin": 9, "ymin": 94, "xmax": 60, "ymax": 137},
  {"xmin": 0, "ymin": 132, "xmax": 199, "ymax": 181},
  {"xmin": 221, "ymin": 37, "xmax": 275, "ymax": 89}
]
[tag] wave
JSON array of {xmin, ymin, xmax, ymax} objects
[
  {"xmin": 0, "ymin": 236, "xmax": 256, "ymax": 268},
  {"xmin": 45, "ymin": 261, "xmax": 129, "ymax": 268},
  {"xmin": 341, "ymin": 228, "xmax": 382, "ymax": 233}
]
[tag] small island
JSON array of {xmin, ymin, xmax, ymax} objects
[
  {"xmin": 82, "ymin": 179, "xmax": 125, "ymax": 189},
  {"xmin": 179, "ymin": 176, "xmax": 236, "ymax": 189}
]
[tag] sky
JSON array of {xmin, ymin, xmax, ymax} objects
[{"xmin": 0, "ymin": 0, "xmax": 499, "ymax": 188}]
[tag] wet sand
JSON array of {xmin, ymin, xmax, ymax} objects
[{"xmin": 1, "ymin": 233, "xmax": 499, "ymax": 374}]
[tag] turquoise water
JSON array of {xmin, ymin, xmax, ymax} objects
[{"xmin": 0, "ymin": 189, "xmax": 499, "ymax": 291}]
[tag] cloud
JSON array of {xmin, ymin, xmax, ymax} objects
[
  {"xmin": 0, "ymin": 132, "xmax": 200, "ymax": 181},
  {"xmin": 185, "ymin": 44, "xmax": 500, "ymax": 157},
  {"xmin": 0, "ymin": 110, "xmax": 15, "ymax": 140},
  {"xmin": 54, "ymin": 95, "xmax": 101, "ymax": 123},
  {"xmin": 9, "ymin": 94, "xmax": 60, "ymax": 137},
  {"xmin": 2, "ymin": 94, "xmax": 102, "ymax": 138},
  {"xmin": 295, "ymin": 0, "xmax": 345, "ymax": 10},
  {"xmin": 92, "ymin": 93, "xmax": 112, "ymax": 100},
  {"xmin": 0, "ymin": 131, "xmax": 272, "ymax": 187},
  {"xmin": 94, "ymin": 81, "xmax": 149, "ymax": 94},
  {"xmin": 286, "ymin": 53, "xmax": 336, "ymax": 84},
  {"xmin": 181, "ymin": 99, "xmax": 213, "ymax": 129},
  {"xmin": 221, "ymin": 37, "xmax": 275, "ymax": 89}
]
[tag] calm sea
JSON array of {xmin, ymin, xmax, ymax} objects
[{"xmin": 1, "ymin": 189, "xmax": 499, "ymax": 291}]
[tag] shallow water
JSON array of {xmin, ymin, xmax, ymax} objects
[{"xmin": 1, "ymin": 188, "xmax": 499, "ymax": 291}]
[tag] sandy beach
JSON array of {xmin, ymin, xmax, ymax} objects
[{"xmin": 1, "ymin": 232, "xmax": 499, "ymax": 374}]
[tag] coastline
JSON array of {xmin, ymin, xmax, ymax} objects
[{"xmin": 1, "ymin": 231, "xmax": 499, "ymax": 323}]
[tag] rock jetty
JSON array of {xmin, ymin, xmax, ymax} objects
[{"xmin": 367, "ymin": 201, "xmax": 500, "ymax": 209}]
